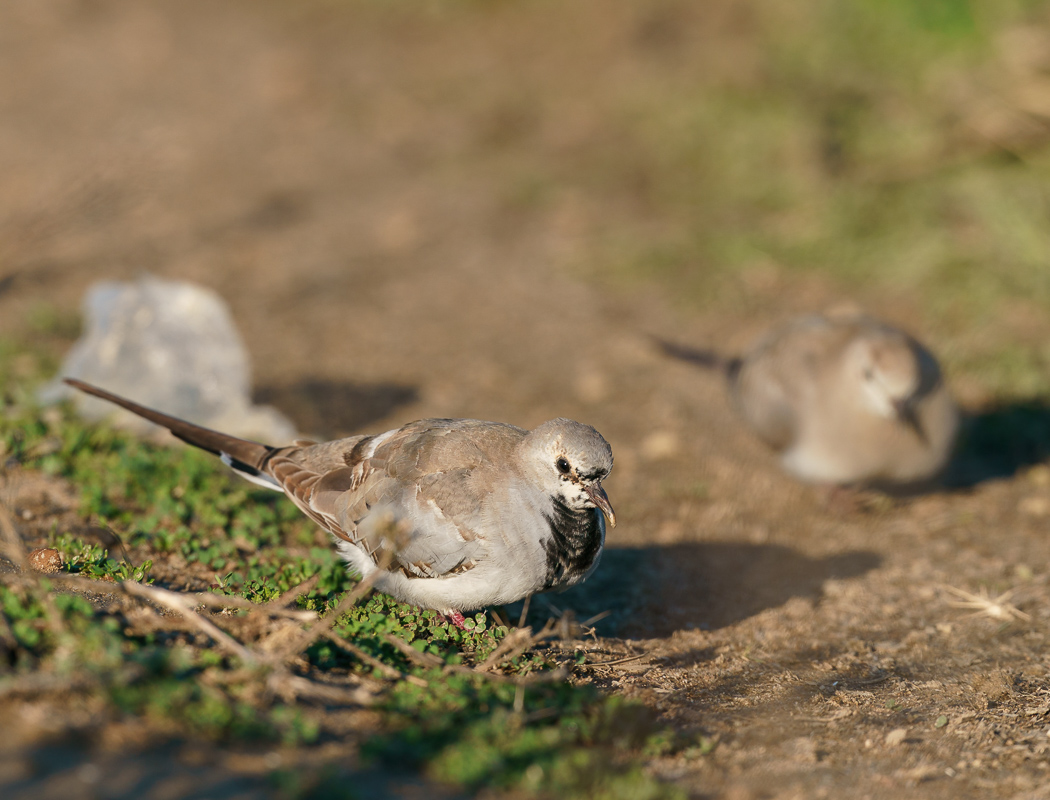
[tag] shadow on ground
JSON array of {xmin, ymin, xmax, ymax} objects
[
  {"xmin": 254, "ymin": 379, "xmax": 418, "ymax": 439},
  {"xmin": 946, "ymin": 400, "xmax": 1050, "ymax": 487},
  {"xmin": 535, "ymin": 542, "xmax": 882, "ymax": 639},
  {"xmin": 1, "ymin": 737, "xmax": 462, "ymax": 800}
]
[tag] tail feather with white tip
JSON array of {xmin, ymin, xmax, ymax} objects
[{"xmin": 63, "ymin": 378, "xmax": 282, "ymax": 489}]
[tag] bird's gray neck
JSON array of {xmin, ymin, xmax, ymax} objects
[{"xmin": 540, "ymin": 495, "xmax": 604, "ymax": 591}]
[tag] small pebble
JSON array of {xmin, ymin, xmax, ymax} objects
[
  {"xmin": 28, "ymin": 548, "xmax": 63, "ymax": 574},
  {"xmin": 885, "ymin": 727, "xmax": 908, "ymax": 747}
]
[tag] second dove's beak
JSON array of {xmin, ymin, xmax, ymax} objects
[
  {"xmin": 893, "ymin": 399, "xmax": 927, "ymax": 444},
  {"xmin": 585, "ymin": 482, "xmax": 616, "ymax": 528}
]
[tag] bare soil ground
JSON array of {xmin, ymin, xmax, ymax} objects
[{"xmin": 3, "ymin": 2, "xmax": 1050, "ymax": 798}]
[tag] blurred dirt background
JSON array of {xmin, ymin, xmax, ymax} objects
[{"xmin": 4, "ymin": 1, "xmax": 1050, "ymax": 798}]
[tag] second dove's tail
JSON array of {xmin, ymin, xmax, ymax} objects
[
  {"xmin": 652, "ymin": 337, "xmax": 742, "ymax": 377},
  {"xmin": 63, "ymin": 378, "xmax": 281, "ymax": 487}
]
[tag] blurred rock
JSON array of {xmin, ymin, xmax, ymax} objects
[
  {"xmin": 884, "ymin": 728, "xmax": 908, "ymax": 747},
  {"xmin": 41, "ymin": 276, "xmax": 297, "ymax": 444}
]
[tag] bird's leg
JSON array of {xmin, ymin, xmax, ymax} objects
[
  {"xmin": 517, "ymin": 595, "xmax": 532, "ymax": 628},
  {"xmin": 817, "ymin": 484, "xmax": 858, "ymax": 514},
  {"xmin": 449, "ymin": 610, "xmax": 467, "ymax": 629},
  {"xmin": 438, "ymin": 610, "xmax": 468, "ymax": 629}
]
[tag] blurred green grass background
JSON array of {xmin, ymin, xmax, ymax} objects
[
  {"xmin": 6, "ymin": 0, "xmax": 1050, "ymax": 402},
  {"xmin": 409, "ymin": 0, "xmax": 1050, "ymax": 398}
]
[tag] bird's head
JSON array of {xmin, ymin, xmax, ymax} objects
[
  {"xmin": 849, "ymin": 332, "xmax": 925, "ymax": 438},
  {"xmin": 522, "ymin": 419, "xmax": 616, "ymax": 527}
]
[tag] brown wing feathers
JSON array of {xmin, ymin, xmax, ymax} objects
[
  {"xmin": 63, "ymin": 379, "xmax": 372, "ymax": 546},
  {"xmin": 63, "ymin": 382, "xmax": 493, "ymax": 583},
  {"xmin": 62, "ymin": 378, "xmax": 275, "ymax": 471}
]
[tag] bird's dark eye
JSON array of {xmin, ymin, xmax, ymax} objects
[
  {"xmin": 863, "ymin": 368, "xmax": 874, "ymax": 380},
  {"xmin": 556, "ymin": 457, "xmax": 571, "ymax": 474}
]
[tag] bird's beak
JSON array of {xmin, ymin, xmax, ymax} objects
[
  {"xmin": 893, "ymin": 399, "xmax": 927, "ymax": 444},
  {"xmin": 585, "ymin": 482, "xmax": 616, "ymax": 528}
]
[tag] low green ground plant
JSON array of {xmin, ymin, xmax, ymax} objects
[{"xmin": 0, "ymin": 354, "xmax": 684, "ymax": 799}]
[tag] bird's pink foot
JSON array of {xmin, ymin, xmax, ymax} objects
[
  {"xmin": 442, "ymin": 610, "xmax": 468, "ymax": 629},
  {"xmin": 818, "ymin": 484, "xmax": 863, "ymax": 515}
]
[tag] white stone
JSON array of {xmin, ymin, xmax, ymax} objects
[{"xmin": 41, "ymin": 276, "xmax": 296, "ymax": 444}]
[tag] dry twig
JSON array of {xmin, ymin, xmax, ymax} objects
[
  {"xmin": 268, "ymin": 573, "xmax": 320, "ymax": 611},
  {"xmin": 0, "ymin": 501, "xmax": 68, "ymax": 639},
  {"xmin": 121, "ymin": 580, "xmax": 258, "ymax": 663},
  {"xmin": 579, "ymin": 652, "xmax": 651, "ymax": 669},
  {"xmin": 24, "ymin": 572, "xmax": 315, "ymax": 621},
  {"xmin": 275, "ymin": 550, "xmax": 393, "ymax": 661},
  {"xmin": 476, "ymin": 626, "xmax": 537, "ymax": 672},
  {"xmin": 0, "ymin": 499, "xmax": 28, "ymax": 569},
  {"xmin": 943, "ymin": 584, "xmax": 1032, "ymax": 623},
  {"xmin": 0, "ymin": 665, "xmax": 146, "ymax": 699},
  {"xmin": 266, "ymin": 672, "xmax": 378, "ymax": 706},
  {"xmin": 188, "ymin": 591, "xmax": 316, "ymax": 621},
  {"xmin": 382, "ymin": 632, "xmax": 444, "ymax": 669},
  {"xmin": 476, "ymin": 619, "xmax": 558, "ymax": 672},
  {"xmin": 320, "ymin": 629, "xmax": 412, "ymax": 682}
]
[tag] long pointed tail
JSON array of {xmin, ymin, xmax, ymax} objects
[
  {"xmin": 63, "ymin": 378, "xmax": 276, "ymax": 476},
  {"xmin": 651, "ymin": 336, "xmax": 741, "ymax": 375}
]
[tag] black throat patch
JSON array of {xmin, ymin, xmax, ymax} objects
[{"xmin": 541, "ymin": 495, "xmax": 605, "ymax": 591}]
